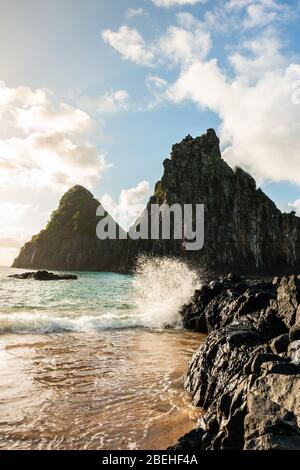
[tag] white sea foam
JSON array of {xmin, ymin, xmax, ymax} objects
[
  {"xmin": 0, "ymin": 259, "xmax": 200, "ymax": 333},
  {"xmin": 0, "ymin": 311, "xmax": 140, "ymax": 334},
  {"xmin": 133, "ymin": 256, "xmax": 200, "ymax": 328}
]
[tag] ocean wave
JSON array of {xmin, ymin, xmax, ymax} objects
[
  {"xmin": 0, "ymin": 311, "xmax": 141, "ymax": 334},
  {"xmin": 0, "ymin": 257, "xmax": 200, "ymax": 334}
]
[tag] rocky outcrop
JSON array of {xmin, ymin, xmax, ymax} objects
[
  {"xmin": 9, "ymin": 270, "xmax": 77, "ymax": 280},
  {"xmin": 125, "ymin": 129, "xmax": 300, "ymax": 275},
  {"xmin": 174, "ymin": 275, "xmax": 300, "ymax": 450},
  {"xmin": 12, "ymin": 185, "xmax": 126, "ymax": 272},
  {"xmin": 12, "ymin": 129, "xmax": 300, "ymax": 274}
]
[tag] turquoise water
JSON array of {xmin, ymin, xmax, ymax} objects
[
  {"xmin": 0, "ymin": 267, "xmax": 138, "ymax": 333},
  {"xmin": 0, "ymin": 259, "xmax": 200, "ymax": 333},
  {"xmin": 0, "ymin": 261, "xmax": 203, "ymax": 450}
]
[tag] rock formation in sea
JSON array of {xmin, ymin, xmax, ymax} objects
[
  {"xmin": 125, "ymin": 129, "xmax": 300, "ymax": 275},
  {"xmin": 12, "ymin": 185, "xmax": 126, "ymax": 272},
  {"xmin": 172, "ymin": 274, "xmax": 300, "ymax": 451},
  {"xmin": 12, "ymin": 129, "xmax": 300, "ymax": 274},
  {"xmin": 9, "ymin": 270, "xmax": 78, "ymax": 280}
]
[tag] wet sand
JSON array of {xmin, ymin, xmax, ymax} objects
[{"xmin": 0, "ymin": 329, "xmax": 205, "ymax": 450}]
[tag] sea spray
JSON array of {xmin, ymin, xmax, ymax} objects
[
  {"xmin": 0, "ymin": 265, "xmax": 200, "ymax": 333},
  {"xmin": 133, "ymin": 256, "xmax": 200, "ymax": 328}
]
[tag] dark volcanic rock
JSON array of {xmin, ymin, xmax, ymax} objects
[
  {"xmin": 12, "ymin": 130, "xmax": 300, "ymax": 275},
  {"xmin": 167, "ymin": 428, "xmax": 205, "ymax": 452},
  {"xmin": 176, "ymin": 274, "xmax": 300, "ymax": 451},
  {"xmin": 9, "ymin": 270, "xmax": 78, "ymax": 280},
  {"xmin": 12, "ymin": 185, "xmax": 126, "ymax": 272},
  {"xmin": 181, "ymin": 275, "xmax": 278, "ymax": 333},
  {"xmin": 125, "ymin": 129, "xmax": 300, "ymax": 275}
]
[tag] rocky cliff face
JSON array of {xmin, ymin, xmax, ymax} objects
[
  {"xmin": 12, "ymin": 185, "xmax": 126, "ymax": 272},
  {"xmin": 13, "ymin": 129, "xmax": 300, "ymax": 274},
  {"xmin": 125, "ymin": 129, "xmax": 300, "ymax": 275}
]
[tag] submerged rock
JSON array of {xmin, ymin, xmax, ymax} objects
[
  {"xmin": 174, "ymin": 274, "xmax": 300, "ymax": 450},
  {"xmin": 9, "ymin": 270, "xmax": 78, "ymax": 280}
]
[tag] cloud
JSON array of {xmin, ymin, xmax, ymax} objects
[
  {"xmin": 0, "ymin": 131, "xmax": 109, "ymax": 189},
  {"xmin": 102, "ymin": 26, "xmax": 155, "ymax": 66},
  {"xmin": 0, "ymin": 212, "xmax": 37, "ymax": 252},
  {"xmin": 0, "ymin": 202, "xmax": 34, "ymax": 220},
  {"xmin": 101, "ymin": 181, "xmax": 150, "ymax": 230},
  {"xmin": 0, "ymin": 82, "xmax": 91, "ymax": 137},
  {"xmin": 289, "ymin": 199, "xmax": 300, "ymax": 215},
  {"xmin": 159, "ymin": 13, "xmax": 211, "ymax": 65},
  {"xmin": 166, "ymin": 41, "xmax": 300, "ymax": 186},
  {"xmin": 0, "ymin": 197, "xmax": 55, "ymax": 266},
  {"xmin": 0, "ymin": 223, "xmax": 33, "ymax": 265},
  {"xmin": 16, "ymin": 102, "xmax": 91, "ymax": 134},
  {"xmin": 226, "ymin": 0, "xmax": 293, "ymax": 27},
  {"xmin": 103, "ymin": 3, "xmax": 300, "ymax": 188},
  {"xmin": 80, "ymin": 89, "xmax": 129, "ymax": 114},
  {"xmin": 0, "ymin": 237, "xmax": 21, "ymax": 248},
  {"xmin": 126, "ymin": 8, "xmax": 146, "ymax": 18},
  {"xmin": 152, "ymin": 0, "xmax": 207, "ymax": 7},
  {"xmin": 0, "ymin": 81, "xmax": 110, "ymax": 191},
  {"xmin": 229, "ymin": 33, "xmax": 286, "ymax": 83},
  {"xmin": 102, "ymin": 13, "xmax": 211, "ymax": 68},
  {"xmin": 206, "ymin": 0, "xmax": 294, "ymax": 32}
]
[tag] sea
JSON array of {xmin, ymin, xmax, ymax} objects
[{"xmin": 0, "ymin": 258, "xmax": 205, "ymax": 450}]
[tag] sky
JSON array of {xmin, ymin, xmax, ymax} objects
[{"xmin": 1, "ymin": 0, "xmax": 300, "ymax": 265}]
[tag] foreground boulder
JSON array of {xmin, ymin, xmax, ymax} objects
[
  {"xmin": 9, "ymin": 270, "xmax": 77, "ymax": 280},
  {"xmin": 173, "ymin": 274, "xmax": 300, "ymax": 450}
]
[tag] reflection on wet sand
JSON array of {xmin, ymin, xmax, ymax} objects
[{"xmin": 0, "ymin": 329, "xmax": 205, "ymax": 450}]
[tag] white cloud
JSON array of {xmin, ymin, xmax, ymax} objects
[
  {"xmin": 16, "ymin": 102, "xmax": 91, "ymax": 134},
  {"xmin": 229, "ymin": 34, "xmax": 286, "ymax": 83},
  {"xmin": 102, "ymin": 14, "xmax": 211, "ymax": 68},
  {"xmin": 103, "ymin": 5, "xmax": 300, "ymax": 188},
  {"xmin": 0, "ymin": 131, "xmax": 109, "ymax": 190},
  {"xmin": 0, "ymin": 81, "xmax": 110, "ymax": 191},
  {"xmin": 101, "ymin": 181, "xmax": 150, "ymax": 230},
  {"xmin": 242, "ymin": 1, "xmax": 292, "ymax": 29},
  {"xmin": 152, "ymin": 0, "xmax": 207, "ymax": 7},
  {"xmin": 203, "ymin": 0, "xmax": 294, "ymax": 33},
  {"xmin": 0, "ymin": 202, "xmax": 34, "ymax": 221},
  {"xmin": 289, "ymin": 199, "xmax": 300, "ymax": 215},
  {"xmin": 147, "ymin": 75, "xmax": 168, "ymax": 91},
  {"xmin": 158, "ymin": 13, "xmax": 211, "ymax": 66},
  {"xmin": 167, "ymin": 44, "xmax": 300, "ymax": 186},
  {"xmin": 102, "ymin": 26, "xmax": 155, "ymax": 66},
  {"xmin": 0, "ymin": 82, "xmax": 91, "ymax": 137},
  {"xmin": 80, "ymin": 89, "xmax": 129, "ymax": 114},
  {"xmin": 0, "ymin": 237, "xmax": 21, "ymax": 249},
  {"xmin": 145, "ymin": 76, "xmax": 169, "ymax": 109},
  {"xmin": 0, "ymin": 206, "xmax": 44, "ymax": 264},
  {"xmin": 126, "ymin": 8, "xmax": 146, "ymax": 18}
]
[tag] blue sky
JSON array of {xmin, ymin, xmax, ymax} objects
[{"xmin": 0, "ymin": 0, "xmax": 300, "ymax": 264}]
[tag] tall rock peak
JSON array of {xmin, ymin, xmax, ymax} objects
[
  {"xmin": 12, "ymin": 186, "xmax": 125, "ymax": 272},
  {"xmin": 12, "ymin": 129, "xmax": 300, "ymax": 275},
  {"xmin": 125, "ymin": 129, "xmax": 300, "ymax": 275}
]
